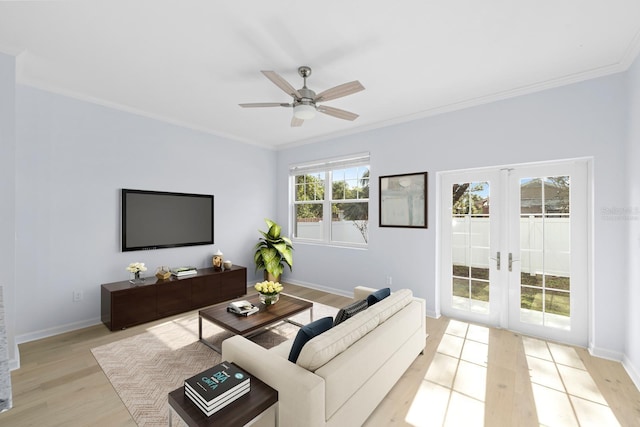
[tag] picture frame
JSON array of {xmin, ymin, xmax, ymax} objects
[{"xmin": 379, "ymin": 172, "xmax": 428, "ymax": 228}]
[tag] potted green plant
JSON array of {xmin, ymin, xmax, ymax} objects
[{"xmin": 254, "ymin": 218, "xmax": 293, "ymax": 282}]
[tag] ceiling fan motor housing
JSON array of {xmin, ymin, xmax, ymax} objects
[{"xmin": 296, "ymin": 87, "xmax": 316, "ymax": 104}]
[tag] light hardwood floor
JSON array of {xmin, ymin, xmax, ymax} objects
[{"xmin": 1, "ymin": 284, "xmax": 639, "ymax": 426}]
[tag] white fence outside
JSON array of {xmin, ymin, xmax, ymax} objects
[
  {"xmin": 296, "ymin": 216, "xmax": 570, "ymax": 276},
  {"xmin": 452, "ymin": 216, "xmax": 570, "ymax": 277},
  {"xmin": 295, "ymin": 221, "xmax": 367, "ymax": 244}
]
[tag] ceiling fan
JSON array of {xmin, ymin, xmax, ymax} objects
[{"xmin": 239, "ymin": 66, "xmax": 365, "ymax": 127}]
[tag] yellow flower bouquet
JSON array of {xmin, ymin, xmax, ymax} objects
[{"xmin": 255, "ymin": 280, "xmax": 283, "ymax": 305}]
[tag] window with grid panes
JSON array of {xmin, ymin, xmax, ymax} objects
[{"xmin": 290, "ymin": 153, "xmax": 369, "ymax": 246}]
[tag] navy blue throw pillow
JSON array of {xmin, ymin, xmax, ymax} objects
[
  {"xmin": 288, "ymin": 316, "xmax": 333, "ymax": 363},
  {"xmin": 366, "ymin": 287, "xmax": 391, "ymax": 306}
]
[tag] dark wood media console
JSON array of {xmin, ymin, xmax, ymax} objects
[{"xmin": 101, "ymin": 265, "xmax": 247, "ymax": 331}]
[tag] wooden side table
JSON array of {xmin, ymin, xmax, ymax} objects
[{"xmin": 168, "ymin": 371, "xmax": 278, "ymax": 427}]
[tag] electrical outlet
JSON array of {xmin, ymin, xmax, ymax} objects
[
  {"xmin": 73, "ymin": 290, "xmax": 83, "ymax": 302},
  {"xmin": 386, "ymin": 276, "xmax": 392, "ymax": 285}
]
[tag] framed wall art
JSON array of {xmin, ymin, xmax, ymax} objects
[{"xmin": 379, "ymin": 171, "xmax": 428, "ymax": 228}]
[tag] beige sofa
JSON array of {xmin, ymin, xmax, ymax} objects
[{"xmin": 221, "ymin": 286, "xmax": 427, "ymax": 427}]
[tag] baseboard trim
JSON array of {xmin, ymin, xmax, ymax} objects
[
  {"xmin": 15, "ymin": 317, "xmax": 101, "ymax": 347},
  {"xmin": 426, "ymin": 310, "xmax": 440, "ymax": 319},
  {"xmin": 588, "ymin": 344, "xmax": 624, "ymax": 362},
  {"xmin": 587, "ymin": 346, "xmax": 639, "ymax": 392},
  {"xmin": 9, "ymin": 344, "xmax": 19, "ymax": 371},
  {"xmin": 622, "ymin": 356, "xmax": 640, "ymax": 392},
  {"xmin": 282, "ymin": 279, "xmax": 358, "ymax": 299}
]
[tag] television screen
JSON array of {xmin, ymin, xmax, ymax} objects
[{"xmin": 121, "ymin": 189, "xmax": 214, "ymax": 251}]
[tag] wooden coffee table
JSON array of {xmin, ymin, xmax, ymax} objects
[{"xmin": 198, "ymin": 293, "xmax": 313, "ymax": 352}]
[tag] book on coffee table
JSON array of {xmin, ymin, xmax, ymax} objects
[
  {"xmin": 184, "ymin": 361, "xmax": 250, "ymax": 415},
  {"xmin": 227, "ymin": 300, "xmax": 259, "ymax": 316}
]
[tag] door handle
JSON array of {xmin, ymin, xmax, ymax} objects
[
  {"xmin": 508, "ymin": 253, "xmax": 521, "ymax": 272},
  {"xmin": 490, "ymin": 252, "xmax": 501, "ymax": 270}
]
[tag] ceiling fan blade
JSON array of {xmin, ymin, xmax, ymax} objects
[
  {"xmin": 317, "ymin": 105, "xmax": 359, "ymax": 121},
  {"xmin": 291, "ymin": 116, "xmax": 304, "ymax": 127},
  {"xmin": 261, "ymin": 71, "xmax": 302, "ymax": 99},
  {"xmin": 314, "ymin": 80, "xmax": 364, "ymax": 102},
  {"xmin": 239, "ymin": 102, "xmax": 291, "ymax": 108}
]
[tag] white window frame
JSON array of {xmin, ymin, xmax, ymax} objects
[{"xmin": 289, "ymin": 152, "xmax": 370, "ymax": 248}]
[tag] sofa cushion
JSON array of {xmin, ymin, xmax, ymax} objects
[
  {"xmin": 366, "ymin": 287, "xmax": 390, "ymax": 306},
  {"xmin": 288, "ymin": 316, "xmax": 333, "ymax": 363},
  {"xmin": 297, "ymin": 306, "xmax": 380, "ymax": 371},
  {"xmin": 333, "ymin": 299, "xmax": 368, "ymax": 327},
  {"xmin": 269, "ymin": 339, "xmax": 293, "ymax": 359},
  {"xmin": 368, "ymin": 288, "xmax": 414, "ymax": 324}
]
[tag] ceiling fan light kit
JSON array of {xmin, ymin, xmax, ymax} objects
[
  {"xmin": 240, "ymin": 66, "xmax": 364, "ymax": 127},
  {"xmin": 294, "ymin": 103, "xmax": 316, "ymax": 120}
]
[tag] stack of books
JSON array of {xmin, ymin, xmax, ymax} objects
[
  {"xmin": 184, "ymin": 361, "xmax": 250, "ymax": 416},
  {"xmin": 171, "ymin": 266, "xmax": 197, "ymax": 277},
  {"xmin": 227, "ymin": 300, "xmax": 259, "ymax": 316}
]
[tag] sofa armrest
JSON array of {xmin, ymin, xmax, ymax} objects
[
  {"xmin": 353, "ymin": 286, "xmax": 378, "ymax": 300},
  {"xmin": 222, "ymin": 335, "xmax": 326, "ymax": 427}
]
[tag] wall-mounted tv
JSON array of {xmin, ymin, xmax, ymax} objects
[{"xmin": 121, "ymin": 189, "xmax": 214, "ymax": 252}]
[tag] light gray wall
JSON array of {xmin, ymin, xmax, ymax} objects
[
  {"xmin": 277, "ymin": 72, "xmax": 629, "ymax": 359},
  {"xmin": 0, "ymin": 52, "xmax": 16, "ymax": 368},
  {"xmin": 625, "ymin": 54, "xmax": 640, "ymax": 386},
  {"xmin": 4, "ymin": 55, "xmax": 638, "ymax": 388},
  {"xmin": 12, "ymin": 85, "xmax": 276, "ymax": 348}
]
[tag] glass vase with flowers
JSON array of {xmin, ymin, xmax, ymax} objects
[{"xmin": 254, "ymin": 281, "xmax": 283, "ymax": 305}]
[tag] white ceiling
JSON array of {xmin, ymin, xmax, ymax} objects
[{"xmin": 1, "ymin": 1, "xmax": 639, "ymax": 149}]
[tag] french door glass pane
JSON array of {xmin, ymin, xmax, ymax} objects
[
  {"xmin": 451, "ymin": 181, "xmax": 490, "ymax": 314},
  {"xmin": 519, "ymin": 176, "xmax": 571, "ymax": 330}
]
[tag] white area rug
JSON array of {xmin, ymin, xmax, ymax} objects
[{"xmin": 91, "ymin": 302, "xmax": 337, "ymax": 426}]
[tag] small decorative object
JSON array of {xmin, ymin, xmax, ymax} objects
[
  {"xmin": 223, "ymin": 260, "xmax": 233, "ymax": 270},
  {"xmin": 255, "ymin": 280, "xmax": 284, "ymax": 306},
  {"xmin": 155, "ymin": 266, "xmax": 171, "ymax": 280},
  {"xmin": 212, "ymin": 249, "xmax": 223, "ymax": 270},
  {"xmin": 127, "ymin": 262, "xmax": 147, "ymax": 284}
]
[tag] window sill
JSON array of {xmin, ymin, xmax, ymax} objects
[{"xmin": 292, "ymin": 239, "xmax": 368, "ymax": 251}]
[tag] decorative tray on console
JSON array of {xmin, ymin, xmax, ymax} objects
[{"xmin": 155, "ymin": 266, "xmax": 172, "ymax": 280}]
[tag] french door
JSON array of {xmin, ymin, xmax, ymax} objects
[{"xmin": 439, "ymin": 160, "xmax": 589, "ymax": 345}]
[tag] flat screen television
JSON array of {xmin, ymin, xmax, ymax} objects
[{"xmin": 121, "ymin": 189, "xmax": 214, "ymax": 251}]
